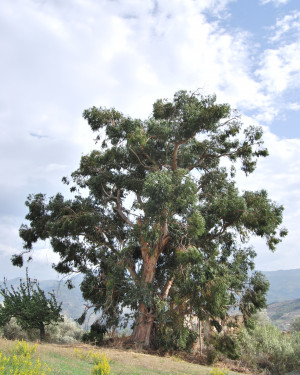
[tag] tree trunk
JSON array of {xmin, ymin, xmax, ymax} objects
[
  {"xmin": 131, "ymin": 223, "xmax": 170, "ymax": 348},
  {"xmin": 131, "ymin": 303, "xmax": 155, "ymax": 348},
  {"xmin": 131, "ymin": 252, "xmax": 157, "ymax": 348},
  {"xmin": 39, "ymin": 323, "xmax": 45, "ymax": 341}
]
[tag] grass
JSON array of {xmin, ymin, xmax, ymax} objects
[{"xmin": 0, "ymin": 338, "xmax": 249, "ymax": 375}]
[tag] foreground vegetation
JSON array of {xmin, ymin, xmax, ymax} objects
[
  {"xmin": 0, "ymin": 338, "xmax": 242, "ymax": 375},
  {"xmin": 2, "ymin": 311, "xmax": 300, "ymax": 374}
]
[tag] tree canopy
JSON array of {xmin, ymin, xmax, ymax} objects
[
  {"xmin": 0, "ymin": 272, "xmax": 63, "ymax": 341},
  {"xmin": 14, "ymin": 90, "xmax": 286, "ymax": 348}
]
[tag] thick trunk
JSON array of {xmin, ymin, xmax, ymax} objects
[
  {"xmin": 131, "ymin": 303, "xmax": 155, "ymax": 348},
  {"xmin": 131, "ymin": 222, "xmax": 170, "ymax": 347},
  {"xmin": 131, "ymin": 252, "xmax": 157, "ymax": 347},
  {"xmin": 39, "ymin": 323, "xmax": 45, "ymax": 341}
]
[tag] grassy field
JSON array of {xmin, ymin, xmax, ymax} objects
[{"xmin": 0, "ymin": 338, "xmax": 250, "ymax": 375}]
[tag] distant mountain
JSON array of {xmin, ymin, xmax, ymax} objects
[
  {"xmin": 262, "ymin": 268, "xmax": 300, "ymax": 304},
  {"xmin": 2, "ymin": 268, "xmax": 300, "ymax": 331},
  {"xmin": 267, "ymin": 299, "xmax": 300, "ymax": 331},
  {"xmin": 259, "ymin": 269, "xmax": 300, "ymax": 330}
]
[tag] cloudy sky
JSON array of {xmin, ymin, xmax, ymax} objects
[{"xmin": 1, "ymin": 0, "xmax": 300, "ymax": 280}]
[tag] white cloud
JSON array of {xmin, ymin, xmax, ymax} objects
[
  {"xmin": 256, "ymin": 43, "xmax": 300, "ymax": 94},
  {"xmin": 252, "ymin": 11, "xmax": 300, "ymax": 122},
  {"xmin": 269, "ymin": 11, "xmax": 300, "ymax": 42},
  {"xmin": 260, "ymin": 0, "xmax": 290, "ymax": 6},
  {"xmin": 0, "ymin": 0, "xmax": 299, "ymax": 276},
  {"xmin": 287, "ymin": 102, "xmax": 300, "ymax": 111},
  {"xmin": 235, "ymin": 120, "xmax": 300, "ymax": 270},
  {"xmin": 31, "ymin": 247, "xmax": 61, "ymax": 265}
]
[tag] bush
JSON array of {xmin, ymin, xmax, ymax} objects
[
  {"xmin": 0, "ymin": 339, "xmax": 51, "ymax": 374},
  {"xmin": 82, "ymin": 321, "xmax": 107, "ymax": 345},
  {"xmin": 238, "ymin": 322, "xmax": 300, "ymax": 374},
  {"xmin": 212, "ymin": 333, "xmax": 241, "ymax": 360},
  {"xmin": 1, "ymin": 315, "xmax": 83, "ymax": 343},
  {"xmin": 205, "ymin": 345, "xmax": 219, "ymax": 365},
  {"xmin": 91, "ymin": 353, "xmax": 110, "ymax": 375},
  {"xmin": 156, "ymin": 324, "xmax": 198, "ymax": 352},
  {"xmin": 74, "ymin": 348, "xmax": 111, "ymax": 375},
  {"xmin": 46, "ymin": 315, "xmax": 83, "ymax": 343},
  {"xmin": 2, "ymin": 317, "xmax": 30, "ymax": 341}
]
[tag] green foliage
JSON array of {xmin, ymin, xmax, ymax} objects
[
  {"xmin": 205, "ymin": 346, "xmax": 219, "ymax": 365},
  {"xmin": 45, "ymin": 315, "xmax": 83, "ymax": 343},
  {"xmin": 11, "ymin": 339, "xmax": 37, "ymax": 358},
  {"xmin": 156, "ymin": 322, "xmax": 198, "ymax": 352},
  {"xmin": 1, "ymin": 315, "xmax": 83, "ymax": 344},
  {"xmin": 82, "ymin": 321, "xmax": 107, "ymax": 345},
  {"xmin": 210, "ymin": 334, "xmax": 241, "ymax": 360},
  {"xmin": 1, "ymin": 317, "xmax": 30, "ymax": 341},
  {"xmin": 0, "ymin": 340, "xmax": 51, "ymax": 374},
  {"xmin": 238, "ymin": 320, "xmax": 300, "ymax": 374},
  {"xmin": 15, "ymin": 90, "xmax": 286, "ymax": 348},
  {"xmin": 91, "ymin": 354, "xmax": 111, "ymax": 375},
  {"xmin": 291, "ymin": 316, "xmax": 300, "ymax": 332},
  {"xmin": 0, "ymin": 272, "xmax": 63, "ymax": 341},
  {"xmin": 74, "ymin": 348, "xmax": 111, "ymax": 375}
]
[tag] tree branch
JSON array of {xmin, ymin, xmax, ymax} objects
[
  {"xmin": 129, "ymin": 147, "xmax": 158, "ymax": 171},
  {"xmin": 115, "ymin": 189, "xmax": 134, "ymax": 227},
  {"xmin": 161, "ymin": 276, "xmax": 175, "ymax": 300},
  {"xmin": 172, "ymin": 143, "xmax": 180, "ymax": 171}
]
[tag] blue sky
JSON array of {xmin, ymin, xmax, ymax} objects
[{"xmin": 0, "ymin": 0, "xmax": 299, "ymax": 280}]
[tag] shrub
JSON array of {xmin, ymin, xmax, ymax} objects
[
  {"xmin": 156, "ymin": 322, "xmax": 198, "ymax": 352},
  {"xmin": 2, "ymin": 317, "xmax": 30, "ymax": 341},
  {"xmin": 10, "ymin": 339, "xmax": 37, "ymax": 357},
  {"xmin": 82, "ymin": 321, "xmax": 107, "ymax": 345},
  {"xmin": 0, "ymin": 339, "xmax": 51, "ymax": 375},
  {"xmin": 46, "ymin": 315, "xmax": 83, "ymax": 343},
  {"xmin": 212, "ymin": 333, "xmax": 241, "ymax": 360},
  {"xmin": 74, "ymin": 348, "xmax": 111, "ymax": 375},
  {"xmin": 91, "ymin": 353, "xmax": 110, "ymax": 375},
  {"xmin": 205, "ymin": 346, "xmax": 219, "ymax": 365},
  {"xmin": 1, "ymin": 315, "xmax": 83, "ymax": 343},
  {"xmin": 238, "ymin": 322, "xmax": 300, "ymax": 374}
]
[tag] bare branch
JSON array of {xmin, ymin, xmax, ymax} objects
[
  {"xmin": 129, "ymin": 147, "xmax": 158, "ymax": 171},
  {"xmin": 172, "ymin": 143, "xmax": 180, "ymax": 171},
  {"xmin": 161, "ymin": 276, "xmax": 175, "ymax": 300},
  {"xmin": 126, "ymin": 260, "xmax": 138, "ymax": 284}
]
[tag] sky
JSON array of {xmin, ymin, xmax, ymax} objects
[{"xmin": 0, "ymin": 0, "xmax": 300, "ymax": 280}]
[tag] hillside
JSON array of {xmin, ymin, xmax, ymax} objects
[
  {"xmin": 0, "ymin": 274, "xmax": 86, "ymax": 323},
  {"xmin": 262, "ymin": 268, "xmax": 300, "ymax": 304},
  {"xmin": 2, "ymin": 268, "xmax": 300, "ymax": 331},
  {"xmin": 267, "ymin": 298, "xmax": 300, "ymax": 330}
]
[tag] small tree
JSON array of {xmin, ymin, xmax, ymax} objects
[{"xmin": 0, "ymin": 272, "xmax": 63, "ymax": 341}]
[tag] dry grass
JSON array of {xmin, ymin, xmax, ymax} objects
[{"xmin": 0, "ymin": 337, "xmax": 252, "ymax": 375}]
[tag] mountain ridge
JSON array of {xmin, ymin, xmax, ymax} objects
[{"xmin": 1, "ymin": 268, "xmax": 300, "ymax": 330}]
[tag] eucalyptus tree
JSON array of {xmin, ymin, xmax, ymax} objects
[{"xmin": 14, "ymin": 90, "xmax": 286, "ymax": 348}]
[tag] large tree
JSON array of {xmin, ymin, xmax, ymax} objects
[{"xmin": 14, "ymin": 90, "xmax": 286, "ymax": 348}]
